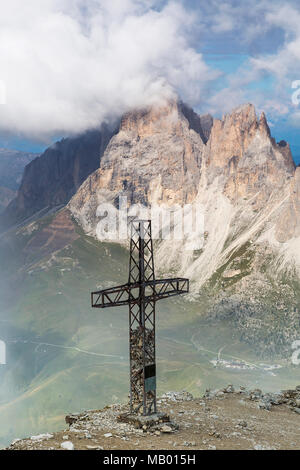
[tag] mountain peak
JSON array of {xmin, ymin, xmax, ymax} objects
[
  {"xmin": 223, "ymin": 103, "xmax": 257, "ymax": 124},
  {"xmin": 206, "ymin": 103, "xmax": 261, "ymax": 168},
  {"xmin": 258, "ymin": 111, "xmax": 271, "ymax": 137},
  {"xmin": 119, "ymin": 99, "xmax": 207, "ymax": 144}
]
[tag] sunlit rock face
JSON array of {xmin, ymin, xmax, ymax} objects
[
  {"xmin": 69, "ymin": 100, "xmax": 206, "ymax": 237},
  {"xmin": 204, "ymin": 105, "xmax": 295, "ymax": 208},
  {"xmin": 69, "ymin": 100, "xmax": 298, "ymax": 265}
]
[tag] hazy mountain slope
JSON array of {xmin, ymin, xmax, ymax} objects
[
  {"xmin": 0, "ymin": 149, "xmax": 38, "ymax": 213},
  {"xmin": 1, "ymin": 125, "xmax": 117, "ymax": 228},
  {"xmin": 0, "ymin": 148, "xmax": 38, "ymax": 190},
  {"xmin": 0, "ymin": 187, "xmax": 16, "ymax": 213}
]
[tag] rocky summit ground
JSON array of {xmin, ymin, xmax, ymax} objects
[{"xmin": 6, "ymin": 387, "xmax": 300, "ymax": 451}]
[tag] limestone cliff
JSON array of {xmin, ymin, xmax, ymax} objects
[
  {"xmin": 69, "ymin": 101, "xmax": 206, "ymax": 234},
  {"xmin": 69, "ymin": 102, "xmax": 298, "ymax": 266},
  {"xmin": 205, "ymin": 105, "xmax": 295, "ymax": 209}
]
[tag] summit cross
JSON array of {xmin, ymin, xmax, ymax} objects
[{"xmin": 91, "ymin": 219, "xmax": 189, "ymax": 416}]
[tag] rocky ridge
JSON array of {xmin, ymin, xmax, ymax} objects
[{"xmin": 7, "ymin": 386, "xmax": 300, "ymax": 451}]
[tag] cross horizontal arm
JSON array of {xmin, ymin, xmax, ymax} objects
[
  {"xmin": 149, "ymin": 278, "xmax": 189, "ymax": 301},
  {"xmin": 91, "ymin": 283, "xmax": 132, "ymax": 308},
  {"xmin": 91, "ymin": 278, "xmax": 189, "ymax": 309}
]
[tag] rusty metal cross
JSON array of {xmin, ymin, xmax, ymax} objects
[{"xmin": 91, "ymin": 220, "xmax": 189, "ymax": 416}]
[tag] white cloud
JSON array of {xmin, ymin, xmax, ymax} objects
[
  {"xmin": 197, "ymin": 1, "xmax": 300, "ymax": 125},
  {"xmin": 202, "ymin": 0, "xmax": 274, "ymax": 42},
  {"xmin": 250, "ymin": 4, "xmax": 300, "ymax": 80},
  {"xmin": 2, "ymin": 0, "xmax": 299, "ymax": 139},
  {"xmin": 247, "ymin": 3, "xmax": 300, "ymax": 125},
  {"xmin": 0, "ymin": 0, "xmax": 217, "ymax": 139}
]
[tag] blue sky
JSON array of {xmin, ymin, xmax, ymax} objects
[{"xmin": 0, "ymin": 0, "xmax": 299, "ymax": 164}]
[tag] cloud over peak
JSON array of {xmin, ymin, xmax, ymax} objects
[{"xmin": 0, "ymin": 0, "xmax": 217, "ymax": 139}]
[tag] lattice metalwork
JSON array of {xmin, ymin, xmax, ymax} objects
[{"xmin": 91, "ymin": 220, "xmax": 189, "ymax": 415}]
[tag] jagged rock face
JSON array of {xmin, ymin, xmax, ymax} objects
[
  {"xmin": 206, "ymin": 104, "xmax": 259, "ymax": 169},
  {"xmin": 107, "ymin": 100, "xmax": 204, "ymax": 204},
  {"xmin": 69, "ymin": 101, "xmax": 206, "ymax": 233},
  {"xmin": 2, "ymin": 126, "xmax": 116, "ymax": 227},
  {"xmin": 205, "ymin": 105, "xmax": 295, "ymax": 209},
  {"xmin": 68, "ymin": 100, "xmax": 300, "ymax": 355},
  {"xmin": 69, "ymin": 102, "xmax": 298, "ymax": 265}
]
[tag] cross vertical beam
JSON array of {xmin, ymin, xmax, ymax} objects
[{"xmin": 129, "ymin": 220, "xmax": 156, "ymax": 415}]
